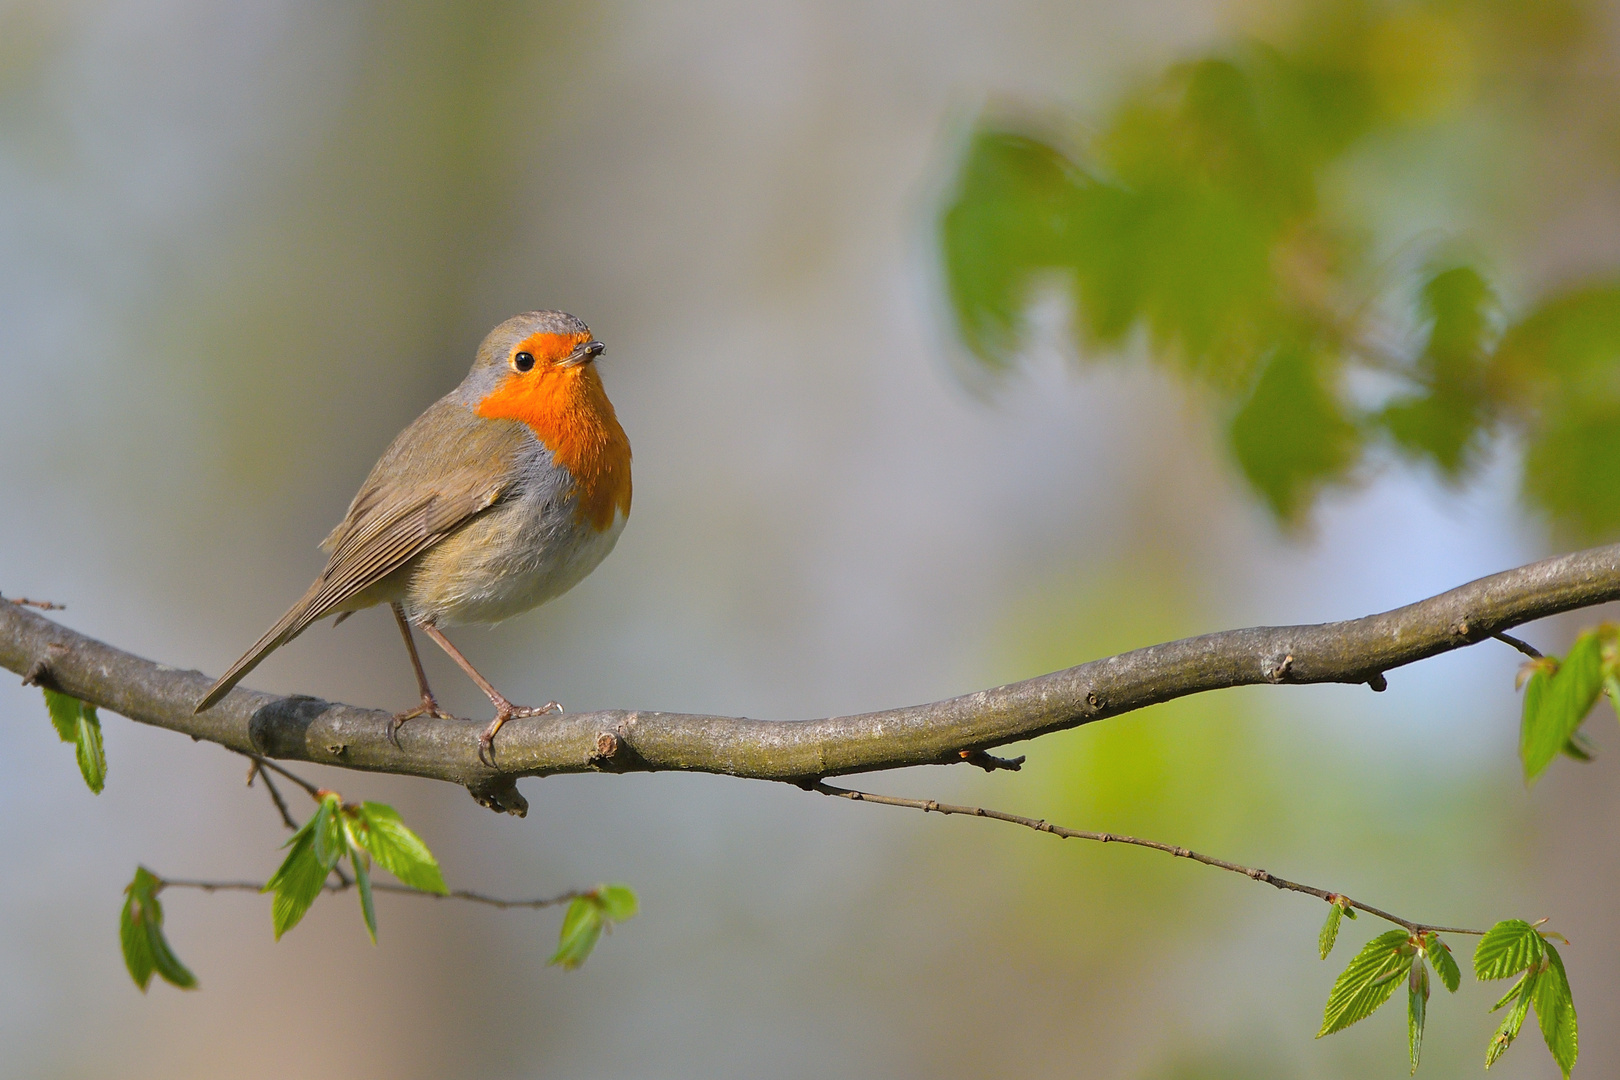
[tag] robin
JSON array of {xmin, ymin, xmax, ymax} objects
[{"xmin": 194, "ymin": 310, "xmax": 631, "ymax": 764}]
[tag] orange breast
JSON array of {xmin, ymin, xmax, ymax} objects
[{"xmin": 474, "ymin": 333, "xmax": 632, "ymax": 531}]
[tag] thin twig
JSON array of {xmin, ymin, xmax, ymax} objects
[
  {"xmin": 5, "ymin": 596, "xmax": 65, "ymax": 611},
  {"xmin": 154, "ymin": 876, "xmax": 584, "ymax": 909},
  {"xmin": 812, "ymin": 782, "xmax": 1486, "ymax": 937},
  {"xmin": 1493, "ymin": 631, "xmax": 1544, "ymax": 660},
  {"xmin": 236, "ymin": 751, "xmax": 322, "ymax": 801},
  {"xmin": 245, "ymin": 760, "xmax": 299, "ymax": 832}
]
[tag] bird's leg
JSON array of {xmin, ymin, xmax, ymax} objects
[
  {"xmin": 418, "ymin": 623, "xmax": 561, "ymax": 765},
  {"xmin": 388, "ymin": 603, "xmax": 456, "ymax": 744}
]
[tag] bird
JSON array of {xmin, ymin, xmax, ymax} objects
[{"xmin": 194, "ymin": 310, "xmax": 631, "ymax": 764}]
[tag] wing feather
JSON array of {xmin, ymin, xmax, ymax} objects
[{"xmin": 194, "ymin": 399, "xmax": 528, "ymax": 712}]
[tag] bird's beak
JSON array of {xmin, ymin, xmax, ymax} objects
[{"xmin": 558, "ymin": 340, "xmax": 606, "ymax": 368}]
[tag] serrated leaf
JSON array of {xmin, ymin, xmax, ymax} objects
[
  {"xmin": 1474, "ymin": 920, "xmax": 1545, "ymax": 981},
  {"xmin": 263, "ymin": 815, "xmax": 329, "ymax": 940},
  {"xmin": 43, "ymin": 689, "xmax": 106, "ymax": 794},
  {"xmin": 1318, "ymin": 929, "xmax": 1414, "ymax": 1038},
  {"xmin": 595, "ymin": 884, "xmax": 638, "ymax": 924},
  {"xmin": 1319, "ymin": 902, "xmax": 1344, "ymax": 959},
  {"xmin": 74, "ymin": 708, "xmax": 105, "ymax": 794},
  {"xmin": 1534, "ymin": 944, "xmax": 1578, "ymax": 1078},
  {"xmin": 120, "ymin": 866, "xmax": 195, "ymax": 991},
  {"xmin": 1423, "ymin": 932, "xmax": 1461, "ymax": 993},
  {"xmin": 1522, "ymin": 631, "xmax": 1604, "ymax": 781},
  {"xmin": 351, "ymin": 802, "xmax": 447, "ymax": 895},
  {"xmin": 1486, "ymin": 975, "xmax": 1536, "ymax": 1069},
  {"xmin": 43, "ymin": 687, "xmax": 79, "ymax": 742},
  {"xmin": 1408, "ymin": 957, "xmax": 1429, "ymax": 1075},
  {"xmin": 549, "ymin": 895, "xmax": 603, "ymax": 970},
  {"xmin": 343, "ymin": 816, "xmax": 377, "ymax": 944}
]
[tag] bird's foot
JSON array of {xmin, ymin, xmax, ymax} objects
[
  {"xmin": 477, "ymin": 698, "xmax": 563, "ymax": 766},
  {"xmin": 388, "ymin": 695, "xmax": 457, "ymax": 746}
]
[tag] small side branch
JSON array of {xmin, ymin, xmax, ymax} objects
[
  {"xmin": 153, "ymin": 875, "xmax": 584, "ymax": 909},
  {"xmin": 237, "ymin": 751, "xmax": 322, "ymax": 801},
  {"xmin": 4, "ymin": 596, "xmax": 64, "ymax": 611},
  {"xmin": 812, "ymin": 782, "xmax": 1485, "ymax": 936},
  {"xmin": 245, "ymin": 759, "xmax": 299, "ymax": 832},
  {"xmin": 1493, "ymin": 631, "xmax": 1544, "ymax": 660}
]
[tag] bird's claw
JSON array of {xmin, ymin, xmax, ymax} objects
[
  {"xmin": 389, "ymin": 697, "xmax": 456, "ymax": 746},
  {"xmin": 476, "ymin": 701, "xmax": 563, "ymax": 766}
]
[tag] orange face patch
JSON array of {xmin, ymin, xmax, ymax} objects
[
  {"xmin": 475, "ymin": 333, "xmax": 632, "ymax": 531},
  {"xmin": 512, "ymin": 331, "xmax": 589, "ymax": 368}
]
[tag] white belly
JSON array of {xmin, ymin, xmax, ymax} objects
[{"xmin": 404, "ymin": 468, "xmax": 627, "ymax": 627}]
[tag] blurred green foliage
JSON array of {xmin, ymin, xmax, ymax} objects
[{"xmin": 941, "ymin": 0, "xmax": 1620, "ymax": 536}]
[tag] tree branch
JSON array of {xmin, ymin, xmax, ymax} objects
[
  {"xmin": 811, "ymin": 782, "xmax": 1484, "ymax": 935},
  {"xmin": 4, "ymin": 543, "xmax": 1618, "ymax": 811}
]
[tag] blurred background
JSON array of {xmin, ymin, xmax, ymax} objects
[{"xmin": 1, "ymin": 0, "xmax": 1616, "ymax": 1076}]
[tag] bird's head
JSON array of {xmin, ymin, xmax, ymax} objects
[{"xmin": 461, "ymin": 310, "xmax": 605, "ymax": 406}]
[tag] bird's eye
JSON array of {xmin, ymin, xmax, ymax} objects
[{"xmin": 513, "ymin": 351, "xmax": 535, "ymax": 372}]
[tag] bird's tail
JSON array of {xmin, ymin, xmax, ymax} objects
[{"xmin": 193, "ymin": 581, "xmax": 323, "ymax": 713}]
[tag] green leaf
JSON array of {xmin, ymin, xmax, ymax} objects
[
  {"xmin": 1408, "ymin": 956, "xmax": 1429, "ymax": 1075},
  {"xmin": 120, "ymin": 866, "xmax": 196, "ymax": 991},
  {"xmin": 549, "ymin": 896, "xmax": 604, "ymax": 970},
  {"xmin": 1608, "ymin": 673, "xmax": 1620, "ymax": 726},
  {"xmin": 1318, "ymin": 929, "xmax": 1415, "ymax": 1038},
  {"xmin": 120, "ymin": 887, "xmax": 156, "ymax": 991},
  {"xmin": 1486, "ymin": 974, "xmax": 1536, "ymax": 1069},
  {"xmin": 263, "ymin": 803, "xmax": 339, "ymax": 940},
  {"xmin": 74, "ymin": 707, "xmax": 105, "ymax": 795},
  {"xmin": 1534, "ymin": 943, "xmax": 1578, "ymax": 1078},
  {"xmin": 43, "ymin": 687, "xmax": 79, "ymax": 742},
  {"xmin": 1423, "ymin": 932, "xmax": 1461, "ymax": 994},
  {"xmin": 1474, "ymin": 920, "xmax": 1545, "ymax": 981},
  {"xmin": 1522, "ymin": 632, "xmax": 1604, "ymax": 781},
  {"xmin": 351, "ymin": 802, "xmax": 447, "ymax": 895},
  {"xmin": 1494, "ymin": 285, "xmax": 1620, "ymax": 540},
  {"xmin": 1319, "ymin": 900, "xmax": 1349, "ymax": 959},
  {"xmin": 309, "ymin": 794, "xmax": 344, "ymax": 870},
  {"xmin": 1379, "ymin": 267, "xmax": 1496, "ymax": 480},
  {"xmin": 1229, "ymin": 345, "xmax": 1359, "ymax": 523},
  {"xmin": 940, "ymin": 129, "xmax": 1086, "ymax": 366},
  {"xmin": 1562, "ymin": 731, "xmax": 1597, "ymax": 761},
  {"xmin": 343, "ymin": 816, "xmax": 377, "ymax": 945},
  {"xmin": 594, "ymin": 884, "xmax": 639, "ymax": 924},
  {"xmin": 145, "ymin": 914, "xmax": 198, "ymax": 989},
  {"xmin": 43, "ymin": 689, "xmax": 106, "ymax": 793}
]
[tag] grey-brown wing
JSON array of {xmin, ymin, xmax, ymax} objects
[
  {"xmin": 299, "ymin": 399, "xmax": 529, "ymax": 629},
  {"xmin": 193, "ymin": 400, "xmax": 527, "ymax": 712}
]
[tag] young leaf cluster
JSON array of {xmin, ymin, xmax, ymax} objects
[
  {"xmin": 43, "ymin": 687, "xmax": 105, "ymax": 794},
  {"xmin": 1317, "ymin": 917, "xmax": 1573, "ymax": 1077},
  {"xmin": 119, "ymin": 867, "xmax": 197, "ymax": 991},
  {"xmin": 263, "ymin": 794, "xmax": 448, "ymax": 941},
  {"xmin": 1517, "ymin": 625, "xmax": 1620, "ymax": 782},
  {"xmin": 938, "ymin": 1, "xmax": 1620, "ymax": 536},
  {"xmin": 40, "ymin": 683, "xmax": 637, "ymax": 991},
  {"xmin": 549, "ymin": 885, "xmax": 639, "ymax": 970},
  {"xmin": 1475, "ymin": 920, "xmax": 1577, "ymax": 1077}
]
